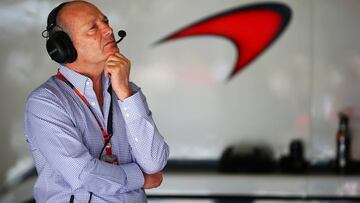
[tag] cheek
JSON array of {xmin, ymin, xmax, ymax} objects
[{"xmin": 74, "ymin": 39, "xmax": 101, "ymax": 58}]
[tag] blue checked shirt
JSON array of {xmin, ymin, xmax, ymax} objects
[{"xmin": 24, "ymin": 65, "xmax": 169, "ymax": 203}]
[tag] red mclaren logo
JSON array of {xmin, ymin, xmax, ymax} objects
[{"xmin": 155, "ymin": 3, "xmax": 292, "ymax": 80}]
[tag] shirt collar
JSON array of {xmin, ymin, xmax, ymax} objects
[{"xmin": 59, "ymin": 65, "xmax": 110, "ymax": 95}]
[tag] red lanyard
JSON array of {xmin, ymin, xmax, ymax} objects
[{"xmin": 56, "ymin": 70, "xmax": 114, "ymax": 156}]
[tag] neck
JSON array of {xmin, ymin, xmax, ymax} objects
[
  {"xmin": 66, "ymin": 61, "xmax": 105, "ymax": 108},
  {"xmin": 67, "ymin": 61, "xmax": 105, "ymax": 80}
]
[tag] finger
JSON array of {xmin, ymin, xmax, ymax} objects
[
  {"xmin": 104, "ymin": 64, "xmax": 125, "ymax": 75},
  {"xmin": 107, "ymin": 52, "xmax": 125, "ymax": 60},
  {"xmin": 105, "ymin": 61, "xmax": 120, "ymax": 66},
  {"xmin": 104, "ymin": 70, "xmax": 110, "ymax": 77},
  {"xmin": 115, "ymin": 52, "xmax": 126, "ymax": 58},
  {"xmin": 106, "ymin": 60, "xmax": 130, "ymax": 69},
  {"xmin": 106, "ymin": 55, "xmax": 121, "ymax": 62},
  {"xmin": 106, "ymin": 56, "xmax": 129, "ymax": 66},
  {"xmin": 104, "ymin": 65, "xmax": 115, "ymax": 77},
  {"xmin": 106, "ymin": 52, "xmax": 128, "ymax": 62},
  {"xmin": 115, "ymin": 52, "xmax": 130, "ymax": 63}
]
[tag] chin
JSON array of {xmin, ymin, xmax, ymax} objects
[
  {"xmin": 109, "ymin": 47, "xmax": 120, "ymax": 55},
  {"xmin": 103, "ymin": 49, "xmax": 118, "ymax": 58}
]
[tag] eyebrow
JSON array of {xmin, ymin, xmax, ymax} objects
[{"xmin": 82, "ymin": 15, "xmax": 108, "ymax": 28}]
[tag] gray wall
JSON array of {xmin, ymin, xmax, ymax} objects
[{"xmin": 1, "ymin": 0, "xmax": 360, "ymax": 188}]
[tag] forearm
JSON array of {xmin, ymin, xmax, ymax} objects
[
  {"xmin": 25, "ymin": 93, "xmax": 145, "ymax": 195},
  {"xmin": 80, "ymin": 159, "xmax": 144, "ymax": 194},
  {"xmin": 30, "ymin": 120, "xmax": 145, "ymax": 195},
  {"xmin": 117, "ymin": 86, "xmax": 169, "ymax": 174},
  {"xmin": 125, "ymin": 117, "xmax": 169, "ymax": 173}
]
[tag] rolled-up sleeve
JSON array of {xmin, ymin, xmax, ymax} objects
[{"xmin": 24, "ymin": 89, "xmax": 144, "ymax": 195}]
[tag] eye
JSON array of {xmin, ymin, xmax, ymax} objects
[
  {"xmin": 89, "ymin": 24, "xmax": 96, "ymax": 30},
  {"xmin": 103, "ymin": 17, "xmax": 109, "ymax": 24},
  {"xmin": 87, "ymin": 25, "xmax": 96, "ymax": 35}
]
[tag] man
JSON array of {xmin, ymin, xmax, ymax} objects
[{"xmin": 24, "ymin": 1, "xmax": 169, "ymax": 202}]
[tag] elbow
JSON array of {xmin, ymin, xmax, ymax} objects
[{"xmin": 142, "ymin": 144, "xmax": 170, "ymax": 174}]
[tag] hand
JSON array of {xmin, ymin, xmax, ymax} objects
[
  {"xmin": 104, "ymin": 52, "xmax": 133, "ymax": 100},
  {"xmin": 143, "ymin": 172, "xmax": 163, "ymax": 189}
]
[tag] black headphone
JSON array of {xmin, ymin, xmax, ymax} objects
[{"xmin": 43, "ymin": 2, "xmax": 77, "ymax": 64}]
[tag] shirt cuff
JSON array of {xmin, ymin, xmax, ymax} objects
[
  {"xmin": 117, "ymin": 91, "xmax": 149, "ymax": 121},
  {"xmin": 121, "ymin": 163, "xmax": 145, "ymax": 191}
]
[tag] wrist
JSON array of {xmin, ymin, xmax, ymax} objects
[{"xmin": 115, "ymin": 87, "xmax": 133, "ymax": 101}]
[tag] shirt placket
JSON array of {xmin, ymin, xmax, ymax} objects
[{"xmin": 84, "ymin": 79, "xmax": 106, "ymax": 129}]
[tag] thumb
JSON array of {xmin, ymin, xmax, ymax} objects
[{"xmin": 104, "ymin": 67, "xmax": 111, "ymax": 78}]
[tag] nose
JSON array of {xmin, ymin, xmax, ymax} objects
[{"xmin": 102, "ymin": 23, "xmax": 113, "ymax": 37}]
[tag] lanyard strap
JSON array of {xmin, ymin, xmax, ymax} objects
[{"xmin": 56, "ymin": 70, "xmax": 113, "ymax": 155}]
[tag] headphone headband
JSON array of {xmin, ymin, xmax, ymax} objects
[
  {"xmin": 46, "ymin": 2, "xmax": 69, "ymax": 33},
  {"xmin": 44, "ymin": 1, "xmax": 77, "ymax": 64}
]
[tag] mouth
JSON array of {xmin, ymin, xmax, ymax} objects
[{"xmin": 104, "ymin": 40, "xmax": 116, "ymax": 47}]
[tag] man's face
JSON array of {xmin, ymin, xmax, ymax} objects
[{"xmin": 60, "ymin": 2, "xmax": 119, "ymax": 64}]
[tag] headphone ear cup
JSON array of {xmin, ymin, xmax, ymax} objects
[{"xmin": 46, "ymin": 31, "xmax": 77, "ymax": 64}]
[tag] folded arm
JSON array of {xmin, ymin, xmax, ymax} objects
[
  {"xmin": 117, "ymin": 83, "xmax": 170, "ymax": 174},
  {"xmin": 25, "ymin": 89, "xmax": 144, "ymax": 195}
]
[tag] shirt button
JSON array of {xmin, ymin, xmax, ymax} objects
[
  {"xmin": 86, "ymin": 81, "xmax": 90, "ymax": 86},
  {"xmin": 91, "ymin": 102, "xmax": 96, "ymax": 106},
  {"xmin": 124, "ymin": 107, "xmax": 127, "ymax": 111},
  {"xmin": 126, "ymin": 113, "xmax": 130, "ymax": 117},
  {"xmin": 134, "ymin": 137, "xmax": 139, "ymax": 142}
]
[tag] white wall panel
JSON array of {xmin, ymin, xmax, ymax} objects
[
  {"xmin": 312, "ymin": 0, "xmax": 360, "ymax": 161},
  {"xmin": 0, "ymin": 0, "xmax": 359, "ymax": 190}
]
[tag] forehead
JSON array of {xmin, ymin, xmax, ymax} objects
[{"xmin": 59, "ymin": 2, "xmax": 105, "ymax": 27}]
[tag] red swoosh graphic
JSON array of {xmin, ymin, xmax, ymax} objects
[{"xmin": 155, "ymin": 3, "xmax": 292, "ymax": 80}]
